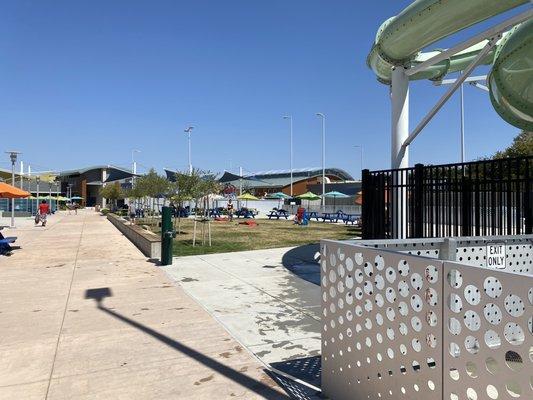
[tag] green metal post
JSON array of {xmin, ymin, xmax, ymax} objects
[{"xmin": 161, "ymin": 206, "xmax": 174, "ymax": 265}]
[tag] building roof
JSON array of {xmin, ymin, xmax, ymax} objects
[
  {"xmin": 219, "ymin": 167, "xmax": 354, "ymax": 189},
  {"xmin": 59, "ymin": 165, "xmax": 136, "ymax": 183}
]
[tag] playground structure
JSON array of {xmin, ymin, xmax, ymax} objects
[{"xmin": 367, "ymin": 0, "xmax": 533, "ymax": 170}]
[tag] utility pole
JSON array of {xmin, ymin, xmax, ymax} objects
[
  {"xmin": 316, "ymin": 113, "xmax": 326, "ymax": 209},
  {"xmin": 184, "ymin": 126, "xmax": 194, "ymax": 175},
  {"xmin": 283, "ymin": 116, "xmax": 294, "ymax": 196}
]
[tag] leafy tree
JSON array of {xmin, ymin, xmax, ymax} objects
[
  {"xmin": 494, "ymin": 131, "xmax": 532, "ymax": 159},
  {"xmin": 100, "ymin": 183, "xmax": 125, "ymax": 211},
  {"xmin": 133, "ymin": 168, "xmax": 170, "ymax": 218}
]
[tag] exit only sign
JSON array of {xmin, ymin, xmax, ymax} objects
[{"xmin": 486, "ymin": 243, "xmax": 506, "ymax": 269}]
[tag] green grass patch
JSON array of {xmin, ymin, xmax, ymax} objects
[{"xmin": 138, "ymin": 217, "xmax": 360, "ymax": 256}]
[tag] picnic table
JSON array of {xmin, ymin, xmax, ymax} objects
[
  {"xmin": 342, "ymin": 213, "xmax": 361, "ymax": 225},
  {"xmin": 267, "ymin": 210, "xmax": 289, "ymax": 220},
  {"xmin": 321, "ymin": 212, "xmax": 339, "ymax": 222},
  {"xmin": 208, "ymin": 208, "xmax": 221, "ymax": 218},
  {"xmin": 307, "ymin": 211, "xmax": 319, "ymax": 221},
  {"xmin": 235, "ymin": 209, "xmax": 257, "ymax": 219}
]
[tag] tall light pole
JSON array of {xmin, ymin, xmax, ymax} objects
[
  {"xmin": 283, "ymin": 116, "xmax": 293, "ymax": 196},
  {"xmin": 316, "ymin": 113, "xmax": 326, "ymax": 209},
  {"xmin": 460, "ymin": 81, "xmax": 465, "ymax": 163},
  {"xmin": 184, "ymin": 126, "xmax": 194, "ymax": 175},
  {"xmin": 131, "ymin": 149, "xmax": 141, "ymax": 176},
  {"xmin": 5, "ymin": 151, "xmax": 21, "ymax": 227},
  {"xmin": 354, "ymin": 145, "xmax": 363, "ymax": 180},
  {"xmin": 36, "ymin": 175, "xmax": 41, "ymax": 216}
]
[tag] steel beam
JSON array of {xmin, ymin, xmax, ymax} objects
[
  {"xmin": 402, "ymin": 39, "xmax": 496, "ymax": 150},
  {"xmin": 406, "ymin": 8, "xmax": 532, "ymax": 77}
]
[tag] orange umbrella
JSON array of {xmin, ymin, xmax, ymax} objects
[
  {"xmin": 355, "ymin": 191, "xmax": 363, "ymax": 206},
  {"xmin": 0, "ymin": 182, "xmax": 30, "ymax": 198}
]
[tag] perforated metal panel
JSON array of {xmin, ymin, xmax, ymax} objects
[
  {"xmin": 443, "ymin": 262, "xmax": 532, "ymax": 400},
  {"xmin": 321, "ymin": 241, "xmax": 443, "ymax": 399},
  {"xmin": 321, "ymin": 239, "xmax": 533, "ymax": 400}
]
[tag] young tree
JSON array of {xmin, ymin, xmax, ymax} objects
[{"xmin": 100, "ymin": 183, "xmax": 125, "ymax": 211}]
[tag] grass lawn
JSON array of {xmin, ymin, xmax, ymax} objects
[{"xmin": 140, "ymin": 217, "xmax": 360, "ymax": 256}]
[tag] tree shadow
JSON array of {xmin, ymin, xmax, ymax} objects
[{"xmin": 85, "ymin": 287, "xmax": 288, "ymax": 399}]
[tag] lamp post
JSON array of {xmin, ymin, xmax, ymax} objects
[
  {"xmin": 5, "ymin": 151, "xmax": 21, "ymax": 227},
  {"xmin": 316, "ymin": 113, "xmax": 326, "ymax": 209},
  {"xmin": 36, "ymin": 175, "xmax": 41, "ymax": 216},
  {"xmin": 354, "ymin": 145, "xmax": 363, "ymax": 180},
  {"xmin": 184, "ymin": 126, "xmax": 194, "ymax": 175},
  {"xmin": 131, "ymin": 149, "xmax": 141, "ymax": 176},
  {"xmin": 283, "ymin": 116, "xmax": 293, "ymax": 196},
  {"xmin": 460, "ymin": 81, "xmax": 465, "ymax": 163}
]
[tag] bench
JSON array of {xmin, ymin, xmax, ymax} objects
[
  {"xmin": 342, "ymin": 214, "xmax": 360, "ymax": 225},
  {"xmin": 321, "ymin": 212, "xmax": 339, "ymax": 223},
  {"xmin": 235, "ymin": 210, "xmax": 257, "ymax": 219}
]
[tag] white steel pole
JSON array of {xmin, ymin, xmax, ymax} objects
[
  {"xmin": 20, "ymin": 161, "xmax": 24, "ymax": 189},
  {"xmin": 11, "ymin": 161, "xmax": 15, "ymax": 227},
  {"xmin": 239, "ymin": 166, "xmax": 243, "ymax": 195},
  {"xmin": 460, "ymin": 81, "xmax": 465, "ymax": 163},
  {"xmin": 316, "ymin": 113, "xmax": 326, "ymax": 210},
  {"xmin": 184, "ymin": 126, "xmax": 194, "ymax": 175},
  {"xmin": 391, "ymin": 67, "xmax": 409, "ymax": 169},
  {"xmin": 391, "ymin": 67, "xmax": 409, "ymax": 239},
  {"xmin": 283, "ymin": 116, "xmax": 293, "ymax": 196}
]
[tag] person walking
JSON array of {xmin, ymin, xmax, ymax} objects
[{"xmin": 37, "ymin": 200, "xmax": 50, "ymax": 227}]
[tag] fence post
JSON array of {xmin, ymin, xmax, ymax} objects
[
  {"xmin": 525, "ymin": 159, "xmax": 532, "ymax": 234},
  {"xmin": 362, "ymin": 169, "xmax": 370, "ymax": 239},
  {"xmin": 413, "ymin": 163, "xmax": 424, "ymax": 238}
]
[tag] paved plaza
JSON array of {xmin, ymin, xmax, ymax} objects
[{"xmin": 0, "ymin": 210, "xmax": 289, "ymax": 399}]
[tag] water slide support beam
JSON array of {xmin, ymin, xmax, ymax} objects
[
  {"xmin": 391, "ymin": 66, "xmax": 409, "ymax": 239},
  {"xmin": 402, "ymin": 38, "xmax": 496, "ymax": 150},
  {"xmin": 406, "ymin": 8, "xmax": 533, "ymax": 77}
]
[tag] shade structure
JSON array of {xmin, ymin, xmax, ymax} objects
[
  {"xmin": 296, "ymin": 191, "xmax": 321, "ymax": 209},
  {"xmin": 70, "ymin": 196, "xmax": 83, "ymax": 200},
  {"xmin": 296, "ymin": 191, "xmax": 320, "ymax": 201},
  {"xmin": 237, "ymin": 192, "xmax": 259, "ymax": 207},
  {"xmin": 355, "ymin": 191, "xmax": 363, "ymax": 206},
  {"xmin": 237, "ymin": 193, "xmax": 259, "ymax": 201},
  {"xmin": 266, "ymin": 192, "xmax": 290, "ymax": 199},
  {"xmin": 56, "ymin": 196, "xmax": 70, "ymax": 202},
  {"xmin": 0, "ymin": 182, "xmax": 30, "ymax": 199},
  {"xmin": 266, "ymin": 192, "xmax": 291, "ymax": 208},
  {"xmin": 323, "ymin": 190, "xmax": 349, "ymax": 210}
]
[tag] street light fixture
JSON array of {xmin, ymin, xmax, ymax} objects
[
  {"xmin": 131, "ymin": 149, "xmax": 141, "ymax": 175},
  {"xmin": 283, "ymin": 116, "xmax": 293, "ymax": 197},
  {"xmin": 184, "ymin": 126, "xmax": 194, "ymax": 175},
  {"xmin": 5, "ymin": 151, "xmax": 21, "ymax": 227},
  {"xmin": 316, "ymin": 113, "xmax": 326, "ymax": 209}
]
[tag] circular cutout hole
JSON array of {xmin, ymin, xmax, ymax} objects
[
  {"xmin": 505, "ymin": 381, "xmax": 521, "ymax": 398},
  {"xmin": 484, "ymin": 277, "xmax": 502, "ymax": 299},
  {"xmin": 465, "ymin": 336, "xmax": 480, "ymax": 354},
  {"xmin": 504, "ymin": 294, "xmax": 525, "ymax": 318},
  {"xmin": 466, "ymin": 387, "xmax": 477, "ymax": 400},
  {"xmin": 466, "ymin": 361, "xmax": 478, "ymax": 378},
  {"xmin": 447, "ymin": 269, "xmax": 463, "ymax": 288},
  {"xmin": 505, "ymin": 350, "xmax": 523, "ymax": 372},
  {"xmin": 449, "ymin": 368, "xmax": 460, "ymax": 381},
  {"xmin": 485, "ymin": 357, "xmax": 498, "ymax": 375},
  {"xmin": 464, "ymin": 284, "xmax": 481, "ymax": 305},
  {"xmin": 486, "ymin": 385, "xmax": 498, "ymax": 399},
  {"xmin": 484, "ymin": 329, "xmax": 501, "ymax": 349},
  {"xmin": 504, "ymin": 322, "xmax": 525, "ymax": 346}
]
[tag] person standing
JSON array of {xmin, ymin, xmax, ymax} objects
[
  {"xmin": 38, "ymin": 200, "xmax": 50, "ymax": 227},
  {"xmin": 227, "ymin": 199, "xmax": 234, "ymax": 222}
]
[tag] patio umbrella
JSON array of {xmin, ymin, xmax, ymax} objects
[
  {"xmin": 70, "ymin": 196, "xmax": 83, "ymax": 201},
  {"xmin": 237, "ymin": 192, "xmax": 259, "ymax": 207},
  {"xmin": 0, "ymin": 182, "xmax": 30, "ymax": 198},
  {"xmin": 296, "ymin": 191, "xmax": 320, "ymax": 208},
  {"xmin": 355, "ymin": 191, "xmax": 363, "ymax": 206},
  {"xmin": 266, "ymin": 192, "xmax": 290, "ymax": 208},
  {"xmin": 323, "ymin": 190, "xmax": 349, "ymax": 210}
]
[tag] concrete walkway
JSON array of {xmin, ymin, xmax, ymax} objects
[
  {"xmin": 163, "ymin": 248, "xmax": 322, "ymax": 366},
  {"xmin": 0, "ymin": 210, "xmax": 287, "ymax": 399}
]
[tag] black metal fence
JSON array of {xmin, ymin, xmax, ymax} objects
[{"xmin": 362, "ymin": 156, "xmax": 532, "ymax": 239}]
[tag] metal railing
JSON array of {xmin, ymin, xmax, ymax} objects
[{"xmin": 362, "ymin": 156, "xmax": 532, "ymax": 239}]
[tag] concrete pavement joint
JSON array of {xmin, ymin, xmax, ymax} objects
[{"xmin": 44, "ymin": 213, "xmax": 87, "ymax": 400}]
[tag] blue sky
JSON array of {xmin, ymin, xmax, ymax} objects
[{"xmin": 0, "ymin": 1, "xmax": 528, "ymax": 178}]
